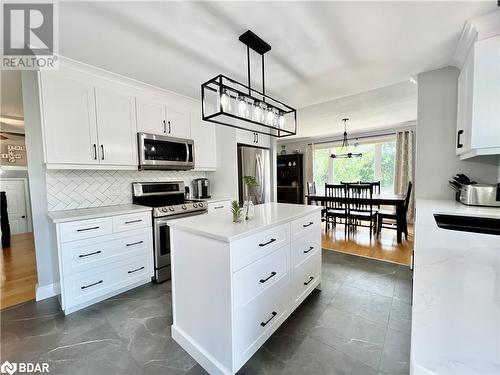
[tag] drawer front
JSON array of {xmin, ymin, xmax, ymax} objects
[
  {"xmin": 61, "ymin": 229, "xmax": 152, "ymax": 276},
  {"xmin": 291, "ymin": 232, "xmax": 321, "ymax": 268},
  {"xmin": 291, "ymin": 251, "xmax": 321, "ymax": 308},
  {"xmin": 290, "ymin": 212, "xmax": 321, "ymax": 240},
  {"xmin": 60, "ymin": 217, "xmax": 113, "ymax": 243},
  {"xmin": 207, "ymin": 200, "xmax": 231, "ymax": 213},
  {"xmin": 232, "ymin": 223, "xmax": 290, "ymax": 271},
  {"xmin": 233, "ymin": 245, "xmax": 289, "ymax": 308},
  {"xmin": 63, "ymin": 254, "xmax": 151, "ymax": 309},
  {"xmin": 234, "ymin": 272, "xmax": 289, "ymax": 363},
  {"xmin": 112, "ymin": 211, "xmax": 151, "ymax": 233}
]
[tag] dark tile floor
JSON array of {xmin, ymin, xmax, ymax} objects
[{"xmin": 1, "ymin": 250, "xmax": 412, "ymax": 375}]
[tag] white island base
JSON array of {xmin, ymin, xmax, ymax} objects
[{"xmin": 169, "ymin": 203, "xmax": 323, "ymax": 374}]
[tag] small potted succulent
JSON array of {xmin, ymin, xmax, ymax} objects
[{"xmin": 231, "ymin": 200, "xmax": 243, "ymax": 223}]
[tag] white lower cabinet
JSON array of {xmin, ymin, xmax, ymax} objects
[
  {"xmin": 52, "ymin": 210, "xmax": 153, "ymax": 314},
  {"xmin": 170, "ymin": 210, "xmax": 321, "ymax": 374}
]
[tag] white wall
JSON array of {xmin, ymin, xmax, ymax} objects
[
  {"xmin": 416, "ymin": 66, "xmax": 499, "ymax": 200},
  {"xmin": 21, "ymin": 71, "xmax": 60, "ymax": 299}
]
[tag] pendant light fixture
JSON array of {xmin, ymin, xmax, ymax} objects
[
  {"xmin": 330, "ymin": 118, "xmax": 362, "ymax": 159},
  {"xmin": 201, "ymin": 30, "xmax": 297, "ymax": 138}
]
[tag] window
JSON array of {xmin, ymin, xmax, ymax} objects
[{"xmin": 314, "ymin": 138, "xmax": 396, "ymax": 194}]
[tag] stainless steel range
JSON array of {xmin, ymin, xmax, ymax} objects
[{"xmin": 132, "ymin": 181, "xmax": 207, "ymax": 282}]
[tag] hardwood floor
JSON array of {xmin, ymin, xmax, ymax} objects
[
  {"xmin": 322, "ymin": 223, "xmax": 413, "ymax": 266},
  {"xmin": 0, "ymin": 233, "xmax": 37, "ymax": 309}
]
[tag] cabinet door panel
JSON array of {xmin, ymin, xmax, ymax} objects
[
  {"xmin": 136, "ymin": 99, "xmax": 166, "ymax": 135},
  {"xmin": 40, "ymin": 72, "xmax": 98, "ymax": 164},
  {"xmin": 166, "ymin": 107, "xmax": 191, "ymax": 138},
  {"xmin": 95, "ymin": 87, "xmax": 137, "ymax": 165},
  {"xmin": 191, "ymin": 103, "xmax": 217, "ymax": 169}
]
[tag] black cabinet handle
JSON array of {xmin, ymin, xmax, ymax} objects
[
  {"xmin": 126, "ymin": 240, "xmax": 143, "ymax": 247},
  {"xmin": 303, "ymin": 222, "xmax": 314, "ymax": 228},
  {"xmin": 125, "ymin": 219, "xmax": 142, "ymax": 224},
  {"xmin": 81, "ymin": 280, "xmax": 103, "ymax": 290},
  {"xmin": 259, "ymin": 271, "xmax": 277, "ymax": 283},
  {"xmin": 457, "ymin": 130, "xmax": 463, "ymax": 149},
  {"xmin": 78, "ymin": 250, "xmax": 101, "ymax": 258},
  {"xmin": 128, "ymin": 266, "xmax": 145, "ymax": 274},
  {"xmin": 77, "ymin": 226, "xmax": 100, "ymax": 232},
  {"xmin": 303, "ymin": 246, "xmax": 314, "ymax": 254},
  {"xmin": 304, "ymin": 276, "xmax": 314, "ymax": 286},
  {"xmin": 163, "ymin": 120, "xmax": 167, "ymax": 133},
  {"xmin": 168, "ymin": 121, "xmax": 171, "ymax": 134},
  {"xmin": 100, "ymin": 145, "xmax": 105, "ymax": 160},
  {"xmin": 93, "ymin": 144, "xmax": 97, "ymax": 160},
  {"xmin": 213, "ymin": 205, "xmax": 224, "ymax": 209},
  {"xmin": 259, "ymin": 238, "xmax": 276, "ymax": 247},
  {"xmin": 256, "ymin": 133, "xmax": 259, "ymax": 143},
  {"xmin": 260, "ymin": 311, "xmax": 277, "ymax": 327}
]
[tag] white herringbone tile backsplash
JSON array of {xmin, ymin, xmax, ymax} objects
[{"xmin": 46, "ymin": 169, "xmax": 208, "ymax": 211}]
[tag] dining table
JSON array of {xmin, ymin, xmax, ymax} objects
[{"xmin": 305, "ymin": 193, "xmax": 407, "ymax": 243}]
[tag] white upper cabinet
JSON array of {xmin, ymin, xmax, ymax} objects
[
  {"xmin": 166, "ymin": 107, "xmax": 191, "ymax": 139},
  {"xmin": 95, "ymin": 87, "xmax": 137, "ymax": 166},
  {"xmin": 40, "ymin": 71, "xmax": 99, "ymax": 165},
  {"xmin": 236, "ymin": 129, "xmax": 271, "ymax": 149},
  {"xmin": 190, "ymin": 102, "xmax": 217, "ymax": 170},
  {"xmin": 456, "ymin": 35, "xmax": 500, "ymax": 159},
  {"xmin": 136, "ymin": 96, "xmax": 191, "ymax": 139},
  {"xmin": 136, "ymin": 98, "xmax": 166, "ymax": 135}
]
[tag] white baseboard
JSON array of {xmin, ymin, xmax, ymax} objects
[{"xmin": 35, "ymin": 282, "xmax": 60, "ymax": 301}]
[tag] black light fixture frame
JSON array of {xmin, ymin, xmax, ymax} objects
[
  {"xmin": 201, "ymin": 30, "xmax": 297, "ymax": 138},
  {"xmin": 330, "ymin": 118, "xmax": 363, "ymax": 159}
]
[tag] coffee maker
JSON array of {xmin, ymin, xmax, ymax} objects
[{"xmin": 192, "ymin": 178, "xmax": 211, "ymax": 199}]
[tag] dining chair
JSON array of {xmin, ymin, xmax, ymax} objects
[
  {"xmin": 345, "ymin": 183, "xmax": 377, "ymax": 238},
  {"xmin": 307, "ymin": 181, "xmax": 326, "ymax": 222},
  {"xmin": 324, "ymin": 183, "xmax": 348, "ymax": 236},
  {"xmin": 377, "ymin": 181, "xmax": 413, "ymax": 240},
  {"xmin": 358, "ymin": 181, "xmax": 380, "ymax": 194}
]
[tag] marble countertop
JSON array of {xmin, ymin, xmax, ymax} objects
[
  {"xmin": 48, "ymin": 204, "xmax": 152, "ymax": 223},
  {"xmin": 411, "ymin": 199, "xmax": 500, "ymax": 375},
  {"xmin": 168, "ymin": 202, "xmax": 322, "ymax": 242}
]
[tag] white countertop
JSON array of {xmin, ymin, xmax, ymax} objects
[
  {"xmin": 48, "ymin": 204, "xmax": 152, "ymax": 223},
  {"xmin": 411, "ymin": 199, "xmax": 500, "ymax": 375},
  {"xmin": 168, "ymin": 202, "xmax": 322, "ymax": 242}
]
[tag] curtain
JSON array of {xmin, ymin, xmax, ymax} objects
[
  {"xmin": 304, "ymin": 143, "xmax": 314, "ymax": 195},
  {"xmin": 394, "ymin": 131, "xmax": 414, "ymax": 221}
]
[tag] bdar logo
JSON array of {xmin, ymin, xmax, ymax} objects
[{"xmin": 0, "ymin": 361, "xmax": 17, "ymax": 375}]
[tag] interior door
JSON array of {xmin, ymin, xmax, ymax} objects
[
  {"xmin": 166, "ymin": 107, "xmax": 191, "ymax": 138},
  {"xmin": 0, "ymin": 180, "xmax": 29, "ymax": 234},
  {"xmin": 95, "ymin": 87, "xmax": 138, "ymax": 165},
  {"xmin": 136, "ymin": 98, "xmax": 166, "ymax": 135},
  {"xmin": 40, "ymin": 72, "xmax": 99, "ymax": 164}
]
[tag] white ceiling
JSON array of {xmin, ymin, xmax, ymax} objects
[{"xmin": 59, "ymin": 1, "xmax": 496, "ymax": 110}]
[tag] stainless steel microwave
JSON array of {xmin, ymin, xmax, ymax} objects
[{"xmin": 138, "ymin": 132, "xmax": 194, "ymax": 170}]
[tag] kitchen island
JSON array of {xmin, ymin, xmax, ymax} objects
[{"xmin": 168, "ymin": 202, "xmax": 322, "ymax": 375}]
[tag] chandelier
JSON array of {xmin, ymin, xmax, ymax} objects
[
  {"xmin": 330, "ymin": 118, "xmax": 362, "ymax": 159},
  {"xmin": 201, "ymin": 30, "xmax": 297, "ymax": 138}
]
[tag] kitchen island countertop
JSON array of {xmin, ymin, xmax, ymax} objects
[{"xmin": 168, "ymin": 202, "xmax": 322, "ymax": 242}]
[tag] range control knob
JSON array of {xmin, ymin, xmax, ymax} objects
[
  {"xmin": 169, "ymin": 206, "xmax": 175, "ymax": 212},
  {"xmin": 192, "ymin": 203, "xmax": 198, "ymax": 208},
  {"xmin": 182, "ymin": 204, "xmax": 187, "ymax": 210},
  {"xmin": 161, "ymin": 207, "xmax": 168, "ymax": 212}
]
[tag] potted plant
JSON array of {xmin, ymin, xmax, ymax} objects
[{"xmin": 230, "ymin": 200, "xmax": 243, "ymax": 223}]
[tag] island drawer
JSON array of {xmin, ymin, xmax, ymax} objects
[
  {"xmin": 291, "ymin": 251, "xmax": 320, "ymax": 308},
  {"xmin": 60, "ymin": 228, "xmax": 151, "ymax": 276},
  {"xmin": 233, "ymin": 272, "xmax": 289, "ymax": 365},
  {"xmin": 112, "ymin": 211, "xmax": 151, "ymax": 233},
  {"xmin": 291, "ymin": 232, "xmax": 321, "ymax": 268},
  {"xmin": 59, "ymin": 217, "xmax": 113, "ymax": 243},
  {"xmin": 290, "ymin": 212, "xmax": 321, "ymax": 240},
  {"xmin": 231, "ymin": 223, "xmax": 290, "ymax": 271},
  {"xmin": 233, "ymin": 244, "xmax": 289, "ymax": 307},
  {"xmin": 63, "ymin": 254, "xmax": 151, "ymax": 309}
]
